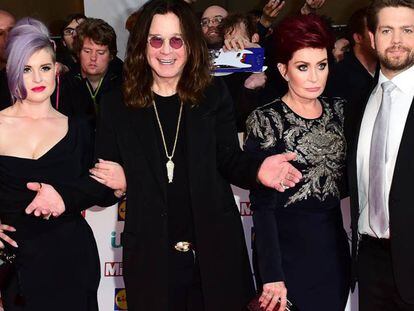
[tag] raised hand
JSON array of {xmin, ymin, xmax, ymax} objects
[
  {"xmin": 306, "ymin": 0, "xmax": 326, "ymax": 9},
  {"xmin": 261, "ymin": 0, "xmax": 286, "ymax": 28}
]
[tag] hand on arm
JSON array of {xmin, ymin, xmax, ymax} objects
[
  {"xmin": 89, "ymin": 159, "xmax": 127, "ymax": 198},
  {"xmin": 0, "ymin": 224, "xmax": 18, "ymax": 248},
  {"xmin": 257, "ymin": 152, "xmax": 302, "ymax": 192},
  {"xmin": 260, "ymin": 281, "xmax": 287, "ymax": 311},
  {"xmin": 25, "ymin": 182, "xmax": 65, "ymax": 218},
  {"xmin": 260, "ymin": 0, "xmax": 285, "ymax": 28}
]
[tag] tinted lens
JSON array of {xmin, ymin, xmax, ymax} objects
[
  {"xmin": 149, "ymin": 36, "xmax": 164, "ymax": 48},
  {"xmin": 169, "ymin": 37, "xmax": 184, "ymax": 49}
]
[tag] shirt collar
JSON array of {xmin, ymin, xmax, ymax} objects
[{"xmin": 376, "ymin": 64, "xmax": 414, "ymax": 96}]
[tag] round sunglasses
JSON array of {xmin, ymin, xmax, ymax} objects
[{"xmin": 148, "ymin": 36, "xmax": 184, "ymax": 49}]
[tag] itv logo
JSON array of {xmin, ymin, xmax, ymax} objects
[{"xmin": 111, "ymin": 231, "xmax": 122, "ymax": 248}]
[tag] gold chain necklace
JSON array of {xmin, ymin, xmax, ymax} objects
[{"xmin": 153, "ymin": 100, "xmax": 183, "ymax": 183}]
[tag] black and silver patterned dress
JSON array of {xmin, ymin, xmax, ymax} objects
[{"xmin": 244, "ymin": 97, "xmax": 351, "ymax": 311}]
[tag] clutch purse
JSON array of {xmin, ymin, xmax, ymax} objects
[
  {"xmin": 0, "ymin": 247, "xmax": 16, "ymax": 289},
  {"xmin": 247, "ymin": 294, "xmax": 300, "ymax": 311}
]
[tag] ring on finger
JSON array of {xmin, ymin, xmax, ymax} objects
[{"xmin": 280, "ymin": 180, "xmax": 289, "ymax": 190}]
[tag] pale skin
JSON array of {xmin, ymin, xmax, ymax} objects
[
  {"xmin": 25, "ymin": 14, "xmax": 302, "ymax": 223},
  {"xmin": 0, "ymin": 48, "xmax": 64, "ymax": 244},
  {"xmin": 79, "ymin": 37, "xmax": 112, "ymax": 90},
  {"xmin": 223, "ymin": 22, "xmax": 267, "ymax": 90},
  {"xmin": 0, "ymin": 49, "xmax": 124, "ymax": 220},
  {"xmin": 259, "ymin": 47, "xmax": 329, "ymax": 311},
  {"xmin": 368, "ymin": 6, "xmax": 414, "ymax": 80},
  {"xmin": 201, "ymin": 6, "xmax": 228, "ymax": 46}
]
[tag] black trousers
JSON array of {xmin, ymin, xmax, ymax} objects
[
  {"xmin": 168, "ymin": 249, "xmax": 205, "ymax": 311},
  {"xmin": 358, "ymin": 235, "xmax": 414, "ymax": 311}
]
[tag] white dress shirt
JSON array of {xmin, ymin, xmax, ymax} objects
[{"xmin": 357, "ymin": 65, "xmax": 414, "ymax": 238}]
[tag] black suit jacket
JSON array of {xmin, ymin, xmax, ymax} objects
[
  {"xmin": 325, "ymin": 51, "xmax": 377, "ymax": 143},
  {"xmin": 59, "ymin": 78, "xmax": 259, "ymax": 310},
  {"xmin": 348, "ymin": 82, "xmax": 414, "ymax": 303}
]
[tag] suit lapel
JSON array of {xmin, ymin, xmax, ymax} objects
[
  {"xmin": 184, "ymin": 103, "xmax": 209, "ymax": 192},
  {"xmin": 390, "ymin": 97, "xmax": 414, "ymax": 196},
  {"xmin": 130, "ymin": 106, "xmax": 167, "ymax": 202}
]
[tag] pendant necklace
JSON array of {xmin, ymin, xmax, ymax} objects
[{"xmin": 153, "ymin": 100, "xmax": 183, "ymax": 183}]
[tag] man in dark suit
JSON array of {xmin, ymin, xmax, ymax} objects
[
  {"xmin": 348, "ymin": 1, "xmax": 414, "ymax": 310},
  {"xmin": 326, "ymin": 7, "xmax": 378, "ymax": 143}
]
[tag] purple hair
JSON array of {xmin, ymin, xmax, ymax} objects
[{"xmin": 5, "ymin": 18, "xmax": 55, "ymax": 103}]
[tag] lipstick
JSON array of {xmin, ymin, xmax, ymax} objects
[{"xmin": 31, "ymin": 86, "xmax": 46, "ymax": 92}]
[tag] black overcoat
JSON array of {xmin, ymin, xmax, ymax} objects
[{"xmin": 62, "ymin": 78, "xmax": 259, "ymax": 310}]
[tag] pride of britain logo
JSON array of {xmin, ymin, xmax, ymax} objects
[
  {"xmin": 239, "ymin": 201, "xmax": 253, "ymax": 216},
  {"xmin": 118, "ymin": 199, "xmax": 126, "ymax": 221},
  {"xmin": 114, "ymin": 288, "xmax": 128, "ymax": 310}
]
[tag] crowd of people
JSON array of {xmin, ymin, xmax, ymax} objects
[{"xmin": 0, "ymin": 0, "xmax": 413, "ymax": 310}]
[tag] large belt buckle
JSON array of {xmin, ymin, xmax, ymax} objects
[{"xmin": 174, "ymin": 241, "xmax": 192, "ymax": 252}]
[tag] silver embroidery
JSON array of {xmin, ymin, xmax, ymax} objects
[
  {"xmin": 246, "ymin": 98, "xmax": 346, "ymax": 207},
  {"xmin": 246, "ymin": 100, "xmax": 283, "ymax": 149}
]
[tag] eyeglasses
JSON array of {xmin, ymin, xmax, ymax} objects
[
  {"xmin": 63, "ymin": 27, "xmax": 76, "ymax": 36},
  {"xmin": 148, "ymin": 36, "xmax": 184, "ymax": 49},
  {"xmin": 200, "ymin": 15, "xmax": 224, "ymax": 27}
]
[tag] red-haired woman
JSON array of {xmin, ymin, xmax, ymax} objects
[{"xmin": 244, "ymin": 14, "xmax": 350, "ymax": 311}]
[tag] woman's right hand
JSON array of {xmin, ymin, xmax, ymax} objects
[
  {"xmin": 0, "ymin": 224, "xmax": 18, "ymax": 248},
  {"xmin": 259, "ymin": 281, "xmax": 287, "ymax": 311}
]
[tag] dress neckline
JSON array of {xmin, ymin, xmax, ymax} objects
[
  {"xmin": 0, "ymin": 117, "xmax": 71, "ymax": 161},
  {"xmin": 280, "ymin": 97, "xmax": 325, "ymax": 121}
]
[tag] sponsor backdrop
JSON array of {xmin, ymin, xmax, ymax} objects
[{"xmin": 79, "ymin": 3, "xmax": 358, "ymax": 311}]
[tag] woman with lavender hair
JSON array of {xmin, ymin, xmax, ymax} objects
[{"xmin": 0, "ymin": 18, "xmax": 118, "ymax": 310}]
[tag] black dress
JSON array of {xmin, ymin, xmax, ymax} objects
[
  {"xmin": 244, "ymin": 97, "xmax": 351, "ymax": 311},
  {"xmin": 0, "ymin": 118, "xmax": 100, "ymax": 310}
]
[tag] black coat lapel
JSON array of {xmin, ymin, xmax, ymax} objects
[
  {"xmin": 184, "ymin": 103, "xmax": 210, "ymax": 191},
  {"xmin": 390, "ymin": 97, "xmax": 414, "ymax": 196},
  {"xmin": 131, "ymin": 107, "xmax": 167, "ymax": 202}
]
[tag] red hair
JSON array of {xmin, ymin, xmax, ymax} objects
[{"xmin": 274, "ymin": 14, "xmax": 334, "ymax": 64}]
